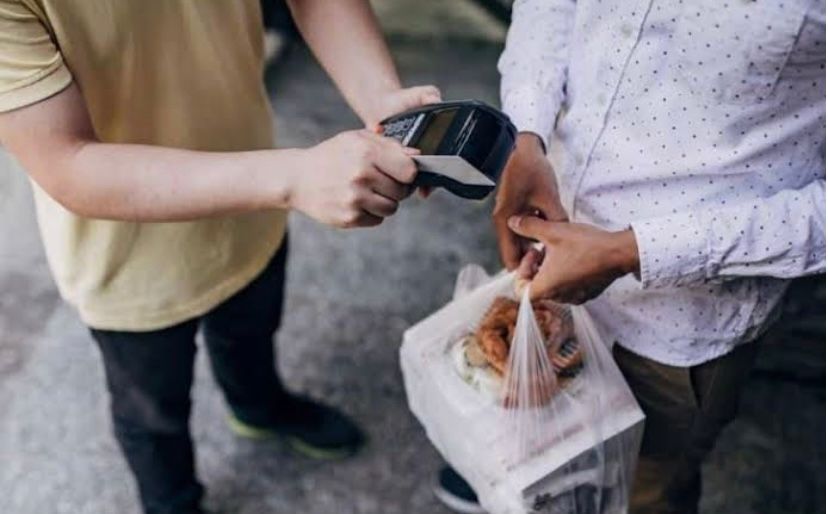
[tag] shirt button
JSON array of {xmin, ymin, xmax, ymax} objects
[
  {"xmin": 620, "ymin": 24, "xmax": 634, "ymax": 37},
  {"xmin": 574, "ymin": 153, "xmax": 585, "ymax": 166},
  {"xmin": 597, "ymin": 93, "xmax": 607, "ymax": 105}
]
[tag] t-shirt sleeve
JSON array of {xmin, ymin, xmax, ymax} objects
[{"xmin": 0, "ymin": 0, "xmax": 72, "ymax": 113}]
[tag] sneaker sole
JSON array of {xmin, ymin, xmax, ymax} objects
[
  {"xmin": 227, "ymin": 415, "xmax": 360, "ymax": 461},
  {"xmin": 227, "ymin": 414, "xmax": 279, "ymax": 440},
  {"xmin": 287, "ymin": 436, "xmax": 359, "ymax": 461},
  {"xmin": 432, "ymin": 484, "xmax": 487, "ymax": 514}
]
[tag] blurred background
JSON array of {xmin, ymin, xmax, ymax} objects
[{"xmin": 0, "ymin": 1, "xmax": 824, "ymax": 513}]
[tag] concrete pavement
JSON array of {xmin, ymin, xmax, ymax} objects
[{"xmin": 0, "ymin": 2, "xmax": 824, "ymax": 513}]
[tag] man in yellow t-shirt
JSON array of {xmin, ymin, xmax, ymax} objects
[{"xmin": 0, "ymin": 1, "xmax": 440, "ymax": 512}]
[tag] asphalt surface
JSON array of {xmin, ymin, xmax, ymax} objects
[{"xmin": 0, "ymin": 2, "xmax": 824, "ymax": 513}]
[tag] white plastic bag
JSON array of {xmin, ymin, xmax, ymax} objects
[{"xmin": 400, "ymin": 265, "xmax": 644, "ymax": 514}]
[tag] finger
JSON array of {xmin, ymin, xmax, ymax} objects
[
  {"xmin": 538, "ymin": 198, "xmax": 569, "ymax": 222},
  {"xmin": 494, "ymin": 214, "xmax": 523, "ymax": 270},
  {"xmin": 507, "ymin": 215, "xmax": 558, "ymax": 241},
  {"xmin": 368, "ymin": 168, "xmax": 412, "ymax": 201},
  {"xmin": 527, "ymin": 254, "xmax": 560, "ymax": 302},
  {"xmin": 360, "ymin": 192, "xmax": 399, "ymax": 218},
  {"xmin": 569, "ymin": 287, "xmax": 598, "ymax": 305},
  {"xmin": 362, "ymin": 128, "xmax": 409, "ymax": 150},
  {"xmin": 516, "ymin": 247, "xmax": 542, "ymax": 281},
  {"xmin": 534, "ymin": 285, "xmax": 591, "ymax": 305},
  {"xmin": 569, "ymin": 292, "xmax": 589, "ymax": 305},
  {"xmin": 349, "ymin": 211, "xmax": 384, "ymax": 228},
  {"xmin": 418, "ymin": 186, "xmax": 433, "ymax": 198},
  {"xmin": 362, "ymin": 134, "xmax": 418, "ymax": 184},
  {"xmin": 400, "ymin": 85, "xmax": 442, "ymax": 109},
  {"xmin": 529, "ymin": 188, "xmax": 569, "ymax": 223}
]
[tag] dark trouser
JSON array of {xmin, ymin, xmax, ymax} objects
[
  {"xmin": 91, "ymin": 240, "xmax": 289, "ymax": 514},
  {"xmin": 261, "ymin": 0, "xmax": 296, "ymax": 36},
  {"xmin": 613, "ymin": 341, "xmax": 759, "ymax": 514}
]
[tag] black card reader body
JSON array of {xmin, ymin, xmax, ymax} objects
[{"xmin": 380, "ymin": 100, "xmax": 517, "ymax": 200}]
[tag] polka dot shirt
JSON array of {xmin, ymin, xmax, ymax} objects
[{"xmin": 498, "ymin": 0, "xmax": 825, "ymax": 366}]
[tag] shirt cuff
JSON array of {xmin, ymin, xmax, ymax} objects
[
  {"xmin": 630, "ymin": 211, "xmax": 711, "ymax": 289},
  {"xmin": 501, "ymin": 84, "xmax": 561, "ymax": 145}
]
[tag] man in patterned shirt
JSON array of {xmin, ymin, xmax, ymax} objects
[{"xmin": 435, "ymin": 1, "xmax": 825, "ymax": 513}]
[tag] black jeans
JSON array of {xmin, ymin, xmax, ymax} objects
[{"xmin": 91, "ymin": 239, "xmax": 289, "ymax": 514}]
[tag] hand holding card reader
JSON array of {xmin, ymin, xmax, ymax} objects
[{"xmin": 380, "ymin": 100, "xmax": 517, "ymax": 200}]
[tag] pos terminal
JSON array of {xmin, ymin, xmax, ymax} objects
[{"xmin": 380, "ymin": 100, "xmax": 517, "ymax": 200}]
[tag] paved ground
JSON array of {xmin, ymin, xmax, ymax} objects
[{"xmin": 0, "ymin": 2, "xmax": 824, "ymax": 514}]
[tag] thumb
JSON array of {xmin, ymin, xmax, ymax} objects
[
  {"xmin": 507, "ymin": 215, "xmax": 551, "ymax": 241},
  {"xmin": 400, "ymin": 85, "xmax": 442, "ymax": 108}
]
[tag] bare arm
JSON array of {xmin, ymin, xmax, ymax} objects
[
  {"xmin": 0, "ymin": 84, "xmax": 416, "ymax": 226},
  {"xmin": 0, "ymin": 84, "xmax": 294, "ymax": 221},
  {"xmin": 286, "ymin": 0, "xmax": 440, "ymax": 126}
]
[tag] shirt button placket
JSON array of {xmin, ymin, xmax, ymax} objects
[{"xmin": 569, "ymin": 1, "xmax": 648, "ymax": 218}]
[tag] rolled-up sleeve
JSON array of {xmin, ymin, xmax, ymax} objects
[
  {"xmin": 497, "ymin": 0, "xmax": 575, "ymax": 142},
  {"xmin": 0, "ymin": 0, "xmax": 72, "ymax": 113},
  {"xmin": 631, "ymin": 175, "xmax": 826, "ymax": 289}
]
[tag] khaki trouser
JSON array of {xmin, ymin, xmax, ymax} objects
[{"xmin": 613, "ymin": 342, "xmax": 759, "ymax": 514}]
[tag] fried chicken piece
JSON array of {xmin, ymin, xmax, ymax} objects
[
  {"xmin": 475, "ymin": 296, "xmax": 576, "ymax": 376},
  {"xmin": 476, "ymin": 297, "xmax": 519, "ymax": 375}
]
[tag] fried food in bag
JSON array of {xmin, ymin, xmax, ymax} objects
[
  {"xmin": 400, "ymin": 267, "xmax": 644, "ymax": 514},
  {"xmin": 455, "ymin": 295, "xmax": 583, "ymax": 407},
  {"xmin": 476, "ymin": 297, "xmax": 576, "ymax": 376}
]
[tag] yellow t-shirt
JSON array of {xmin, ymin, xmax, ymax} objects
[{"xmin": 0, "ymin": 0, "xmax": 287, "ymax": 330}]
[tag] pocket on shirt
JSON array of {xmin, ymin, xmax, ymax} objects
[{"xmin": 673, "ymin": 0, "xmax": 809, "ymax": 105}]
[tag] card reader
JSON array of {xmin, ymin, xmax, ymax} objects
[{"xmin": 380, "ymin": 100, "xmax": 517, "ymax": 200}]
